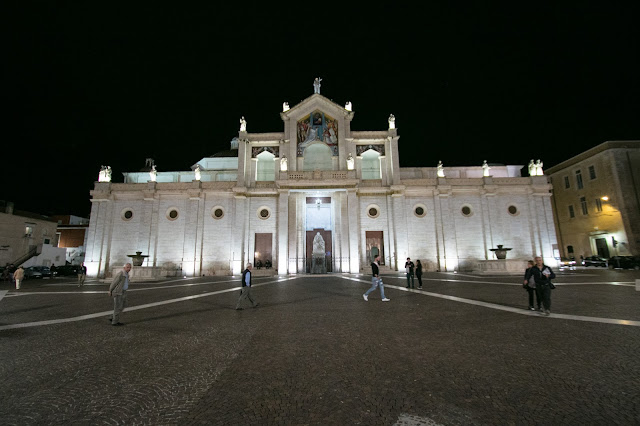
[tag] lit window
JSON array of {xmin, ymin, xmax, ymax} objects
[{"xmin": 25, "ymin": 226, "xmax": 33, "ymax": 237}]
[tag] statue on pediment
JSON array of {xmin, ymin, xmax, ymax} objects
[
  {"xmin": 535, "ymin": 159, "xmax": 544, "ymax": 176},
  {"xmin": 482, "ymin": 160, "xmax": 491, "ymax": 177},
  {"xmin": 98, "ymin": 165, "xmax": 112, "ymax": 182},
  {"xmin": 313, "ymin": 77, "xmax": 322, "ymax": 94},
  {"xmin": 388, "ymin": 114, "xmax": 396, "ymax": 130},
  {"xmin": 194, "ymin": 164, "xmax": 201, "ymax": 181},
  {"xmin": 239, "ymin": 116, "xmax": 247, "ymax": 132},
  {"xmin": 528, "ymin": 159, "xmax": 535, "ymax": 177},
  {"xmin": 280, "ymin": 155, "xmax": 288, "ymax": 171}
]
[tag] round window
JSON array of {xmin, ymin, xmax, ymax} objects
[
  {"xmin": 167, "ymin": 209, "xmax": 179, "ymax": 220},
  {"xmin": 366, "ymin": 205, "xmax": 380, "ymax": 219},
  {"xmin": 212, "ymin": 207, "xmax": 224, "ymax": 219},
  {"xmin": 508, "ymin": 205, "xmax": 518, "ymax": 216},
  {"xmin": 461, "ymin": 206, "xmax": 472, "ymax": 217},
  {"xmin": 122, "ymin": 209, "xmax": 133, "ymax": 221},
  {"xmin": 257, "ymin": 207, "xmax": 271, "ymax": 220},
  {"xmin": 414, "ymin": 204, "xmax": 426, "ymax": 218}
]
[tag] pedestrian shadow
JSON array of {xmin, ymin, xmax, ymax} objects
[{"xmin": 2, "ymin": 304, "xmax": 59, "ymax": 314}]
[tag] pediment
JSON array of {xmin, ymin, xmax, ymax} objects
[{"xmin": 281, "ymin": 93, "xmax": 353, "ymax": 123}]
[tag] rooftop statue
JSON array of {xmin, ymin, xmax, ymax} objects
[
  {"xmin": 282, "ymin": 102, "xmax": 290, "ymax": 112},
  {"xmin": 313, "ymin": 77, "xmax": 322, "ymax": 94},
  {"xmin": 345, "ymin": 101, "xmax": 352, "ymax": 111},
  {"xmin": 535, "ymin": 159, "xmax": 544, "ymax": 176},
  {"xmin": 528, "ymin": 159, "xmax": 535, "ymax": 177},
  {"xmin": 98, "ymin": 165, "xmax": 112, "ymax": 182},
  {"xmin": 482, "ymin": 160, "xmax": 491, "ymax": 177},
  {"xmin": 388, "ymin": 114, "xmax": 396, "ymax": 130},
  {"xmin": 346, "ymin": 153, "xmax": 355, "ymax": 170},
  {"xmin": 194, "ymin": 164, "xmax": 201, "ymax": 181},
  {"xmin": 280, "ymin": 155, "xmax": 288, "ymax": 172},
  {"xmin": 239, "ymin": 116, "xmax": 247, "ymax": 132},
  {"xmin": 437, "ymin": 161, "xmax": 445, "ymax": 178}
]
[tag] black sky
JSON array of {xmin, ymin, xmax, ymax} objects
[{"xmin": 3, "ymin": 2, "xmax": 639, "ymax": 218}]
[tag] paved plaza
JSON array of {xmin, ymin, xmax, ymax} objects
[{"xmin": 1, "ymin": 268, "xmax": 639, "ymax": 425}]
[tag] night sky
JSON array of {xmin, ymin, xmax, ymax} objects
[{"xmin": 3, "ymin": 3, "xmax": 639, "ymax": 218}]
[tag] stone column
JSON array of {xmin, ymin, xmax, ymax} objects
[
  {"xmin": 347, "ymin": 189, "xmax": 360, "ymax": 273},
  {"xmin": 277, "ymin": 189, "xmax": 289, "ymax": 275},
  {"xmin": 231, "ymin": 195, "xmax": 247, "ymax": 275}
]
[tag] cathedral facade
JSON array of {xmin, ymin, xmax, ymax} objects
[{"xmin": 85, "ymin": 90, "xmax": 558, "ymax": 278}]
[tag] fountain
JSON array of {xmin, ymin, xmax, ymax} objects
[
  {"xmin": 489, "ymin": 244, "xmax": 512, "ymax": 260},
  {"xmin": 127, "ymin": 251, "xmax": 149, "ymax": 267},
  {"xmin": 476, "ymin": 245, "xmax": 525, "ymax": 275}
]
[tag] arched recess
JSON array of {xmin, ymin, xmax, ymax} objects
[
  {"xmin": 256, "ymin": 151, "xmax": 276, "ymax": 181},
  {"xmin": 303, "ymin": 142, "xmax": 333, "ymax": 171},
  {"xmin": 361, "ymin": 149, "xmax": 381, "ymax": 179}
]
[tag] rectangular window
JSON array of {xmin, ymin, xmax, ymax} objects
[
  {"xmin": 588, "ymin": 165, "xmax": 596, "ymax": 180},
  {"xmin": 595, "ymin": 198, "xmax": 603, "ymax": 212},
  {"xmin": 580, "ymin": 196, "xmax": 588, "ymax": 215},
  {"xmin": 568, "ymin": 205, "xmax": 575, "ymax": 218},
  {"xmin": 25, "ymin": 226, "xmax": 33, "ymax": 237},
  {"xmin": 576, "ymin": 170, "xmax": 584, "ymax": 189},
  {"xmin": 564, "ymin": 176, "xmax": 570, "ymax": 189}
]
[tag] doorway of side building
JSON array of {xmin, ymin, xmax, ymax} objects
[
  {"xmin": 595, "ymin": 237, "xmax": 610, "ymax": 258},
  {"xmin": 366, "ymin": 231, "xmax": 385, "ymax": 265},
  {"xmin": 254, "ymin": 233, "xmax": 273, "ymax": 270}
]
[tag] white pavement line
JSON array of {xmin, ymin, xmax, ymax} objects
[
  {"xmin": 343, "ymin": 276, "xmax": 640, "ymax": 327},
  {"xmin": 0, "ymin": 276, "xmax": 299, "ymax": 331},
  {"xmin": 4, "ymin": 276, "xmax": 287, "ymax": 297},
  {"xmin": 385, "ymin": 275, "xmax": 634, "ymax": 287},
  {"xmin": 0, "ymin": 290, "xmax": 7, "ymax": 302}
]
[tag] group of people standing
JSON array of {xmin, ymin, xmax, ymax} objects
[
  {"xmin": 404, "ymin": 258, "xmax": 423, "ymax": 289},
  {"xmin": 523, "ymin": 256, "xmax": 556, "ymax": 316}
]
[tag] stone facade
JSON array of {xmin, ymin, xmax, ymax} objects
[
  {"xmin": 85, "ymin": 92, "xmax": 558, "ymax": 278},
  {"xmin": 546, "ymin": 141, "xmax": 640, "ymax": 259}
]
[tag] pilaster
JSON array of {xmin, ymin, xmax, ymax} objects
[{"xmin": 277, "ymin": 190, "xmax": 289, "ymax": 275}]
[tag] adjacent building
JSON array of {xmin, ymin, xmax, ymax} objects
[
  {"xmin": 0, "ymin": 201, "xmax": 66, "ymax": 268},
  {"xmin": 85, "ymin": 85, "xmax": 558, "ymax": 278},
  {"xmin": 546, "ymin": 141, "xmax": 640, "ymax": 259},
  {"xmin": 51, "ymin": 215, "xmax": 89, "ymax": 265}
]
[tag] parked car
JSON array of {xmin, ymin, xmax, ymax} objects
[
  {"xmin": 556, "ymin": 257, "xmax": 577, "ymax": 268},
  {"xmin": 608, "ymin": 256, "xmax": 640, "ymax": 270},
  {"xmin": 24, "ymin": 266, "xmax": 48, "ymax": 279},
  {"xmin": 54, "ymin": 264, "xmax": 81, "ymax": 277},
  {"xmin": 582, "ymin": 256, "xmax": 608, "ymax": 267}
]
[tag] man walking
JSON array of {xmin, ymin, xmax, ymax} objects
[
  {"xmin": 77, "ymin": 263, "xmax": 87, "ymax": 287},
  {"xmin": 235, "ymin": 263, "xmax": 258, "ymax": 310},
  {"xmin": 13, "ymin": 266, "xmax": 24, "ymax": 290},
  {"xmin": 108, "ymin": 263, "xmax": 131, "ymax": 326},
  {"xmin": 363, "ymin": 255, "xmax": 390, "ymax": 302},
  {"xmin": 405, "ymin": 257, "xmax": 415, "ymax": 288}
]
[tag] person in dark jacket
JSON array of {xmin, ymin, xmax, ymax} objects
[
  {"xmin": 416, "ymin": 260, "xmax": 423, "ymax": 289},
  {"xmin": 405, "ymin": 258, "xmax": 415, "ymax": 288},
  {"xmin": 523, "ymin": 260, "xmax": 542, "ymax": 311},
  {"xmin": 524, "ymin": 256, "xmax": 556, "ymax": 316},
  {"xmin": 235, "ymin": 263, "xmax": 258, "ymax": 310},
  {"xmin": 363, "ymin": 255, "xmax": 390, "ymax": 302}
]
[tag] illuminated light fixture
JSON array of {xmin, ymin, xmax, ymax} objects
[{"xmin": 601, "ymin": 196, "xmax": 609, "ymax": 201}]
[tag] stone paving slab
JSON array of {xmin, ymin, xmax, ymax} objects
[{"xmin": 0, "ymin": 270, "xmax": 638, "ymax": 425}]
